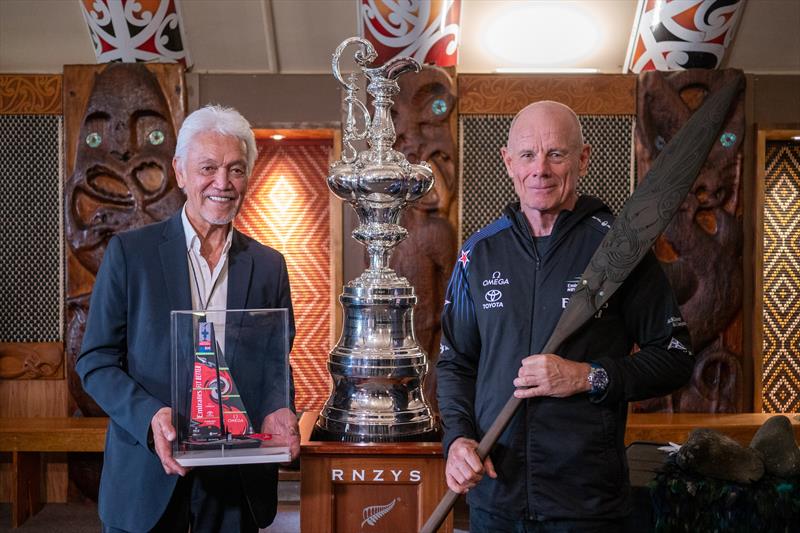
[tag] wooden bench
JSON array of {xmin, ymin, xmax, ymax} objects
[
  {"xmin": 0, "ymin": 417, "xmax": 107, "ymax": 527},
  {"xmin": 625, "ymin": 412, "xmax": 800, "ymax": 446},
  {"xmin": 2, "ymin": 413, "xmax": 797, "ymax": 528}
]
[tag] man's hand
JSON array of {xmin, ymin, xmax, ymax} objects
[
  {"xmin": 261, "ymin": 407, "xmax": 300, "ymax": 462},
  {"xmin": 150, "ymin": 407, "xmax": 187, "ymax": 476},
  {"xmin": 445, "ymin": 437, "xmax": 497, "ymax": 494},
  {"xmin": 513, "ymin": 354, "xmax": 591, "ymax": 399}
]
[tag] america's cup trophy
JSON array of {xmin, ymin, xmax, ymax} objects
[{"xmin": 314, "ymin": 37, "xmax": 438, "ymax": 442}]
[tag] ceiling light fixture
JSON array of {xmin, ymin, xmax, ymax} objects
[{"xmin": 483, "ymin": 3, "xmax": 600, "ymax": 68}]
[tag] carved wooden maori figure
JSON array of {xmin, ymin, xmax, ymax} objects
[
  {"xmin": 633, "ymin": 69, "xmax": 745, "ymax": 413},
  {"xmin": 389, "ymin": 66, "xmax": 458, "ymax": 413},
  {"xmin": 65, "ymin": 63, "xmax": 185, "ymax": 417}
]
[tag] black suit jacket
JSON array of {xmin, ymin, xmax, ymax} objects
[{"xmin": 76, "ymin": 212, "xmax": 294, "ymax": 532}]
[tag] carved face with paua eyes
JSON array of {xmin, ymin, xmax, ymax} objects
[
  {"xmin": 635, "ymin": 69, "xmax": 744, "ymax": 353},
  {"xmin": 393, "ymin": 66, "xmax": 457, "ymax": 217},
  {"xmin": 65, "ymin": 63, "xmax": 184, "ymax": 274}
]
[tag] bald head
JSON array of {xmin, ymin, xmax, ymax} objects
[
  {"xmin": 507, "ymin": 101, "xmax": 584, "ymax": 151},
  {"xmin": 500, "ymin": 100, "xmax": 591, "ymax": 235}
]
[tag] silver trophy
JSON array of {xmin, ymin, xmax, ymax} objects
[{"xmin": 314, "ymin": 37, "xmax": 438, "ymax": 442}]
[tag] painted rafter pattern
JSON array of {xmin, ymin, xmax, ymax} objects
[
  {"xmin": 80, "ymin": 0, "xmax": 190, "ymax": 65},
  {"xmin": 625, "ymin": 0, "xmax": 744, "ymax": 73}
]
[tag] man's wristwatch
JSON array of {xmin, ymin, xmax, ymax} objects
[{"xmin": 587, "ymin": 363, "xmax": 609, "ymax": 395}]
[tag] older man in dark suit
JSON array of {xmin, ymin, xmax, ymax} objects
[{"xmin": 77, "ymin": 105, "xmax": 299, "ymax": 533}]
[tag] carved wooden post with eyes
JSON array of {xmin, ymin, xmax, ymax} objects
[
  {"xmin": 633, "ymin": 69, "xmax": 745, "ymax": 413},
  {"xmin": 389, "ymin": 65, "xmax": 458, "ymax": 415},
  {"xmin": 63, "ymin": 63, "xmax": 186, "ymax": 498}
]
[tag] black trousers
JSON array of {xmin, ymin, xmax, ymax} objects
[
  {"xmin": 470, "ymin": 507, "xmax": 627, "ymax": 533},
  {"xmin": 103, "ymin": 467, "xmax": 258, "ymax": 533}
]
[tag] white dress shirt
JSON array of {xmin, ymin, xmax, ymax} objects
[{"xmin": 181, "ymin": 205, "xmax": 232, "ymax": 352}]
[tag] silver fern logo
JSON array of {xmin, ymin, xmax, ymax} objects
[{"xmin": 361, "ymin": 497, "xmax": 400, "ymax": 527}]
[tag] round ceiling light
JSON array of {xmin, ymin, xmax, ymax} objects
[{"xmin": 484, "ymin": 3, "xmax": 600, "ymax": 67}]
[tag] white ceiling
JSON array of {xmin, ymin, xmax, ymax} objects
[{"xmin": 0, "ymin": 0, "xmax": 798, "ymax": 74}]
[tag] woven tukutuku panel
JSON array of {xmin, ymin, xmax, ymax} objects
[
  {"xmin": 236, "ymin": 140, "xmax": 333, "ymax": 413},
  {"xmin": 762, "ymin": 140, "xmax": 800, "ymax": 413}
]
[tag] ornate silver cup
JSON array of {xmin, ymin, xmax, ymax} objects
[{"xmin": 314, "ymin": 37, "xmax": 438, "ymax": 442}]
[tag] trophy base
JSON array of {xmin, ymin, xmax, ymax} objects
[
  {"xmin": 183, "ymin": 437, "xmax": 263, "ymax": 450},
  {"xmin": 311, "ymin": 424, "xmax": 440, "ymax": 443}
]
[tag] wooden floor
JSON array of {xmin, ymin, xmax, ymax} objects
[{"xmin": 0, "ymin": 494, "xmax": 472, "ymax": 532}]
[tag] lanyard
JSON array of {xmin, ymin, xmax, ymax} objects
[{"xmin": 187, "ymin": 249, "xmax": 223, "ymax": 311}]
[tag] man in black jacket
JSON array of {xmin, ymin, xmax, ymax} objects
[{"xmin": 437, "ymin": 101, "xmax": 694, "ymax": 532}]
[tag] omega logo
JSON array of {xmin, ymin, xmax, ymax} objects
[{"xmin": 482, "ymin": 271, "xmax": 509, "ymax": 287}]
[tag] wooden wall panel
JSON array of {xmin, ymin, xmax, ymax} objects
[
  {"xmin": 390, "ymin": 66, "xmax": 458, "ymax": 414},
  {"xmin": 458, "ymin": 74, "xmax": 636, "ymax": 115},
  {"xmin": 63, "ymin": 63, "xmax": 186, "ymax": 418},
  {"xmin": 0, "ymin": 72, "xmax": 68, "ymax": 504},
  {"xmin": 62, "ymin": 63, "xmax": 186, "ymax": 503},
  {"xmin": 0, "ymin": 75, "xmax": 62, "ymax": 115},
  {"xmin": 0, "ymin": 342, "xmax": 63, "ymax": 380}
]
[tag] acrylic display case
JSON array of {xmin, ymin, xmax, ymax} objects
[{"xmin": 171, "ymin": 308, "xmax": 292, "ymax": 466}]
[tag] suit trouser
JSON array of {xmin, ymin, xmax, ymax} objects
[{"xmin": 103, "ymin": 466, "xmax": 258, "ymax": 533}]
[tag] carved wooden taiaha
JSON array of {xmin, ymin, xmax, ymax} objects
[{"xmin": 421, "ymin": 76, "xmax": 744, "ymax": 533}]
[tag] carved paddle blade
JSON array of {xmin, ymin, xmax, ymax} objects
[{"xmin": 571, "ymin": 76, "xmax": 745, "ymax": 322}]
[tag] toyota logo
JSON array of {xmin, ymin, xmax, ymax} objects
[{"xmin": 485, "ymin": 289, "xmax": 502, "ymax": 302}]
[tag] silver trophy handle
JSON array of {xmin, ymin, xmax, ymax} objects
[{"xmin": 332, "ymin": 37, "xmax": 376, "ymax": 163}]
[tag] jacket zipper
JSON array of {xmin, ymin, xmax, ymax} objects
[{"xmin": 526, "ymin": 239, "xmax": 541, "ymax": 520}]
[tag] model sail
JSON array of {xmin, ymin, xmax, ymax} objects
[{"xmin": 189, "ymin": 321, "xmax": 254, "ymax": 443}]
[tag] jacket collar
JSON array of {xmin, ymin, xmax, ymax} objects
[
  {"xmin": 157, "ymin": 212, "xmax": 254, "ymax": 312},
  {"xmin": 159, "ymin": 212, "xmax": 192, "ymax": 311},
  {"xmin": 504, "ymin": 195, "xmax": 609, "ymax": 254},
  {"xmin": 223, "ymin": 231, "xmax": 253, "ymax": 365},
  {"xmin": 226, "ymin": 231, "xmax": 253, "ymax": 311}
]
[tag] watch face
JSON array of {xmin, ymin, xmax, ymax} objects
[{"xmin": 589, "ymin": 366, "xmax": 609, "ymax": 393}]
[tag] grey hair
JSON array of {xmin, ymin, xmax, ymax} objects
[{"xmin": 174, "ymin": 104, "xmax": 257, "ymax": 175}]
